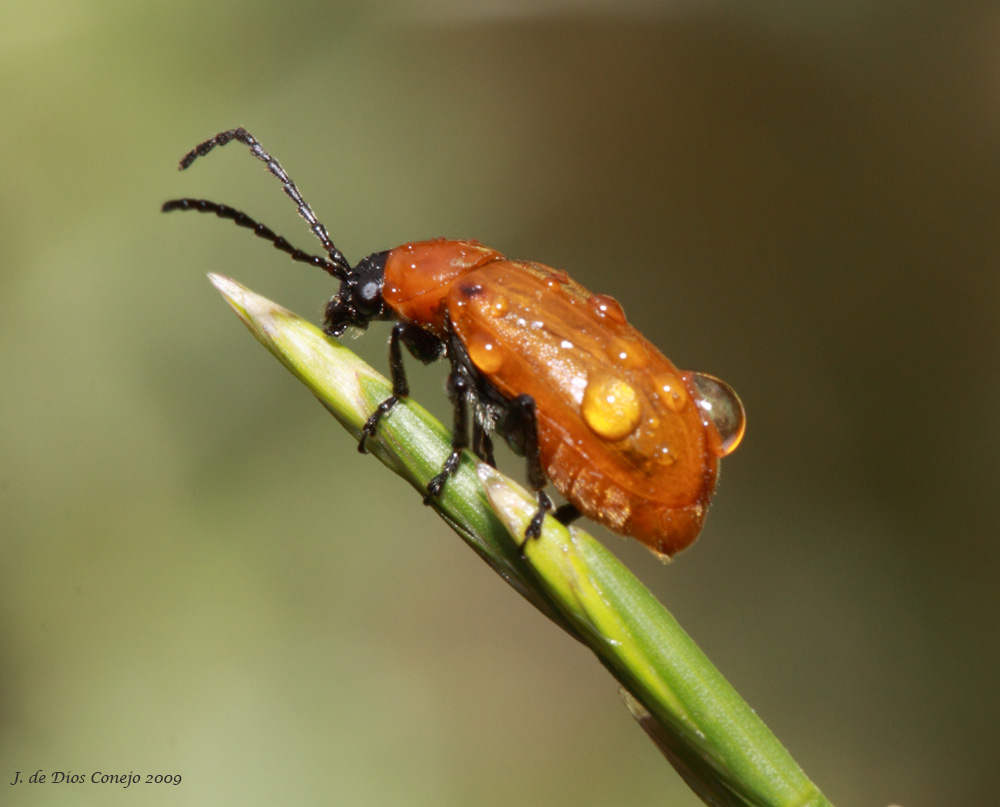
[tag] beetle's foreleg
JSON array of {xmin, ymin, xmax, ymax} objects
[
  {"xmin": 359, "ymin": 322, "xmax": 411, "ymax": 453},
  {"xmin": 360, "ymin": 323, "xmax": 446, "ymax": 453}
]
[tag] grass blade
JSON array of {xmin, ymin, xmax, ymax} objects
[{"xmin": 210, "ymin": 273, "xmax": 835, "ymax": 807}]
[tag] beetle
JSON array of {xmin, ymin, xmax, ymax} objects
[{"xmin": 163, "ymin": 128, "xmax": 744, "ymax": 557}]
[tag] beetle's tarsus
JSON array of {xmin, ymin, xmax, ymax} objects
[
  {"xmin": 359, "ymin": 395, "xmax": 400, "ymax": 453},
  {"xmin": 424, "ymin": 449, "xmax": 463, "ymax": 503},
  {"xmin": 518, "ymin": 491, "xmax": 554, "ymax": 554}
]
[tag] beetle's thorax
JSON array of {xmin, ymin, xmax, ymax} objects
[{"xmin": 382, "ymin": 239, "xmax": 503, "ymax": 335}]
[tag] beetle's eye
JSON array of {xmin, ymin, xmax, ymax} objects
[
  {"xmin": 690, "ymin": 372, "xmax": 745, "ymax": 457},
  {"xmin": 359, "ymin": 280, "xmax": 380, "ymax": 305}
]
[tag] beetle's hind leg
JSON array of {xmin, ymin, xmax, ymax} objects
[
  {"xmin": 360, "ymin": 322, "xmax": 443, "ymax": 453},
  {"xmin": 553, "ymin": 503, "xmax": 581, "ymax": 525},
  {"xmin": 521, "ymin": 501, "xmax": 581, "ymax": 553},
  {"xmin": 523, "ymin": 490, "xmax": 554, "ymax": 546},
  {"xmin": 492, "ymin": 394, "xmax": 553, "ymax": 548}
]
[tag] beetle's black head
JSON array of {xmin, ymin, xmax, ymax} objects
[{"xmin": 323, "ymin": 250, "xmax": 391, "ymax": 337}]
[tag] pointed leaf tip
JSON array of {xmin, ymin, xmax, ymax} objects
[{"xmin": 208, "ymin": 273, "xmax": 266, "ymax": 318}]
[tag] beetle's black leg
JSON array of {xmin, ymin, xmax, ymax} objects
[
  {"xmin": 524, "ymin": 490, "xmax": 555, "ymax": 548},
  {"xmin": 359, "ymin": 322, "xmax": 409, "ymax": 453},
  {"xmin": 424, "ymin": 371, "xmax": 472, "ymax": 501},
  {"xmin": 359, "ymin": 322, "xmax": 445, "ymax": 453},
  {"xmin": 400, "ymin": 322, "xmax": 448, "ymax": 365},
  {"xmin": 496, "ymin": 393, "xmax": 555, "ymax": 547},
  {"xmin": 553, "ymin": 503, "xmax": 581, "ymax": 526},
  {"xmin": 502, "ymin": 395, "xmax": 546, "ymax": 491},
  {"xmin": 473, "ymin": 420, "xmax": 496, "ymax": 467}
]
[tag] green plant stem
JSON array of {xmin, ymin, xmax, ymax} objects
[{"xmin": 210, "ymin": 273, "xmax": 835, "ymax": 807}]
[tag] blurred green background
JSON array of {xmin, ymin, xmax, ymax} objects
[{"xmin": 2, "ymin": 1, "xmax": 998, "ymax": 805}]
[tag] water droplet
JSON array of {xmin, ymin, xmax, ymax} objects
[
  {"xmin": 544, "ymin": 267, "xmax": 570, "ymax": 287},
  {"xmin": 488, "ymin": 293, "xmax": 509, "ymax": 318},
  {"xmin": 467, "ymin": 332, "xmax": 504, "ymax": 374},
  {"xmin": 582, "ymin": 374, "xmax": 642, "ymax": 441},
  {"xmin": 690, "ymin": 372, "xmax": 745, "ymax": 456},
  {"xmin": 655, "ymin": 374, "xmax": 688, "ymax": 412},
  {"xmin": 608, "ymin": 338, "xmax": 649, "ymax": 368},
  {"xmin": 588, "ymin": 294, "xmax": 626, "ymax": 324},
  {"xmin": 471, "ymin": 289, "xmax": 509, "ymax": 320}
]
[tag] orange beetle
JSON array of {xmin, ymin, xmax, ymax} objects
[{"xmin": 163, "ymin": 129, "xmax": 744, "ymax": 557}]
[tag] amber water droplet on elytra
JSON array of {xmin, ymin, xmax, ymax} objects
[
  {"xmin": 467, "ymin": 331, "xmax": 504, "ymax": 374},
  {"xmin": 652, "ymin": 442, "xmax": 675, "ymax": 466},
  {"xmin": 655, "ymin": 374, "xmax": 688, "ymax": 412},
  {"xmin": 608, "ymin": 337, "xmax": 649, "ymax": 369},
  {"xmin": 690, "ymin": 372, "xmax": 745, "ymax": 456},
  {"xmin": 471, "ymin": 289, "xmax": 510, "ymax": 320},
  {"xmin": 582, "ymin": 374, "xmax": 642, "ymax": 441},
  {"xmin": 588, "ymin": 294, "xmax": 626, "ymax": 324},
  {"xmin": 541, "ymin": 267, "xmax": 570, "ymax": 292},
  {"xmin": 488, "ymin": 292, "xmax": 509, "ymax": 318}
]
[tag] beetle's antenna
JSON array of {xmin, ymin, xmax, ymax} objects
[
  {"xmin": 161, "ymin": 198, "xmax": 346, "ymax": 279},
  {"xmin": 176, "ymin": 128, "xmax": 352, "ymax": 277}
]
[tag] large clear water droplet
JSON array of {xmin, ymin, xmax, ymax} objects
[{"xmin": 690, "ymin": 372, "xmax": 745, "ymax": 457}]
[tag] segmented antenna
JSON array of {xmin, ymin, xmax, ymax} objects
[
  {"xmin": 161, "ymin": 198, "xmax": 344, "ymax": 278},
  {"xmin": 175, "ymin": 128, "xmax": 351, "ymax": 276}
]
